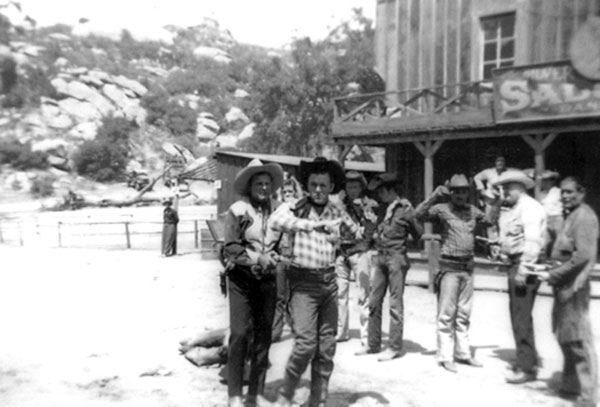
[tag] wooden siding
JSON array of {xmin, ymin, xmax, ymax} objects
[{"xmin": 376, "ymin": 0, "xmax": 600, "ymax": 91}]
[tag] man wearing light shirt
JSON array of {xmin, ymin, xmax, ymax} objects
[{"xmin": 492, "ymin": 170, "xmax": 547, "ymax": 384}]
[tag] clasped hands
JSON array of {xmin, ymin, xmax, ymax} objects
[{"xmin": 312, "ymin": 219, "xmax": 342, "ymax": 234}]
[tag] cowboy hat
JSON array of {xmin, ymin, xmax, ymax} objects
[
  {"xmin": 345, "ymin": 170, "xmax": 367, "ymax": 189},
  {"xmin": 298, "ymin": 157, "xmax": 345, "ymax": 194},
  {"xmin": 367, "ymin": 172, "xmax": 397, "ymax": 191},
  {"xmin": 492, "ymin": 169, "xmax": 535, "ymax": 189},
  {"xmin": 523, "ymin": 168, "xmax": 560, "ymax": 180},
  {"xmin": 233, "ymin": 158, "xmax": 284, "ymax": 196},
  {"xmin": 447, "ymin": 174, "xmax": 470, "ymax": 189}
]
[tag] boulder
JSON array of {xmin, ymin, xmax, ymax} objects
[
  {"xmin": 65, "ymin": 67, "xmax": 89, "ymax": 75},
  {"xmin": 68, "ymin": 122, "xmax": 98, "ymax": 140},
  {"xmin": 102, "ymin": 84, "xmax": 131, "ymax": 110},
  {"xmin": 5, "ymin": 171, "xmax": 31, "ymax": 191},
  {"xmin": 121, "ymin": 100, "xmax": 147, "ymax": 124},
  {"xmin": 196, "ymin": 114, "xmax": 219, "ymax": 140},
  {"xmin": 237, "ymin": 123, "xmax": 256, "ymax": 140},
  {"xmin": 140, "ymin": 65, "xmax": 168, "ymax": 77},
  {"xmin": 31, "ymin": 138, "xmax": 69, "ymax": 153},
  {"xmin": 48, "ymin": 33, "xmax": 72, "ymax": 42},
  {"xmin": 50, "ymin": 77, "xmax": 69, "ymax": 95},
  {"xmin": 58, "ymin": 98, "xmax": 102, "ymax": 121},
  {"xmin": 192, "ymin": 46, "xmax": 232, "ymax": 64},
  {"xmin": 47, "ymin": 155, "xmax": 70, "ymax": 171},
  {"xmin": 78, "ymin": 74, "xmax": 104, "ymax": 88},
  {"xmin": 233, "ymin": 89, "xmax": 250, "ymax": 98},
  {"xmin": 111, "ymin": 75, "xmax": 147, "ymax": 96},
  {"xmin": 88, "ymin": 70, "xmax": 112, "ymax": 83},
  {"xmin": 54, "ymin": 57, "xmax": 69, "ymax": 67},
  {"xmin": 215, "ymin": 134, "xmax": 238, "ymax": 148},
  {"xmin": 225, "ymin": 107, "xmax": 250, "ymax": 124},
  {"xmin": 58, "ymin": 81, "xmax": 115, "ymax": 115}
]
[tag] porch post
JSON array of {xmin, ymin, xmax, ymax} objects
[
  {"xmin": 414, "ymin": 139, "xmax": 444, "ymax": 292},
  {"xmin": 521, "ymin": 133, "xmax": 559, "ymax": 199}
]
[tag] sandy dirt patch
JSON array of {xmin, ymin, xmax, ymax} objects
[{"xmin": 0, "ymin": 245, "xmax": 598, "ymax": 407}]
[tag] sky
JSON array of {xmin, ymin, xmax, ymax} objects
[{"xmin": 17, "ymin": 0, "xmax": 376, "ymax": 48}]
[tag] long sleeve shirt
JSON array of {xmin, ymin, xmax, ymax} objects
[
  {"xmin": 270, "ymin": 199, "xmax": 359, "ymax": 269},
  {"xmin": 498, "ymin": 194, "xmax": 546, "ymax": 264},
  {"xmin": 540, "ymin": 186, "xmax": 563, "ymax": 217},
  {"xmin": 223, "ymin": 198, "xmax": 282, "ymax": 267},
  {"xmin": 548, "ymin": 203, "xmax": 598, "ymax": 290},
  {"xmin": 415, "ymin": 202, "xmax": 488, "ymax": 258},
  {"xmin": 340, "ymin": 196, "xmax": 378, "ymax": 256},
  {"xmin": 474, "ymin": 167, "xmax": 518, "ymax": 197},
  {"xmin": 373, "ymin": 197, "xmax": 422, "ymax": 254}
]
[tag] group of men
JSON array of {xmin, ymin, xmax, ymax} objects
[{"xmin": 222, "ymin": 155, "xmax": 598, "ymax": 407}]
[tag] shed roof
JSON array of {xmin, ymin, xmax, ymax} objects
[{"xmin": 214, "ymin": 150, "xmax": 385, "ymax": 173}]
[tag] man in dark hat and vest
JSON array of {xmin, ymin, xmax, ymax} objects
[
  {"xmin": 415, "ymin": 174, "xmax": 498, "ymax": 373},
  {"xmin": 271, "ymin": 157, "xmax": 360, "ymax": 407}
]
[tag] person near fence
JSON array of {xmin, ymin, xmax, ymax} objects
[
  {"xmin": 356, "ymin": 172, "xmax": 422, "ymax": 361},
  {"xmin": 414, "ymin": 174, "xmax": 498, "ymax": 373},
  {"xmin": 492, "ymin": 169, "xmax": 546, "ymax": 384},
  {"xmin": 222, "ymin": 158, "xmax": 285, "ymax": 407},
  {"xmin": 161, "ymin": 196, "xmax": 179, "ymax": 256},
  {"xmin": 535, "ymin": 177, "xmax": 598, "ymax": 407},
  {"xmin": 271, "ymin": 157, "xmax": 360, "ymax": 407},
  {"xmin": 335, "ymin": 170, "xmax": 378, "ymax": 344}
]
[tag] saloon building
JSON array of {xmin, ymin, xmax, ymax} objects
[{"xmin": 332, "ymin": 0, "xmax": 600, "ymax": 216}]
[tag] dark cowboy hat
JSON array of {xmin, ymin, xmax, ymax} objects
[
  {"xmin": 233, "ymin": 158, "xmax": 284, "ymax": 196},
  {"xmin": 367, "ymin": 172, "xmax": 398, "ymax": 191},
  {"xmin": 345, "ymin": 170, "xmax": 367, "ymax": 189},
  {"xmin": 298, "ymin": 157, "xmax": 345, "ymax": 194}
]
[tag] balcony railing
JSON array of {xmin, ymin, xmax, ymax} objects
[{"xmin": 332, "ymin": 81, "xmax": 494, "ymax": 124}]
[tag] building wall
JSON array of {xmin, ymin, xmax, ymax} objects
[{"xmin": 375, "ymin": 0, "xmax": 599, "ymax": 93}]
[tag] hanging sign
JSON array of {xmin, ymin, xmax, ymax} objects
[{"xmin": 492, "ymin": 60, "xmax": 600, "ymax": 123}]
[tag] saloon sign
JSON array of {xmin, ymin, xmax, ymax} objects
[{"xmin": 493, "ymin": 61, "xmax": 600, "ymax": 123}]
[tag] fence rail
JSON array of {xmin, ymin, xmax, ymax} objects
[{"xmin": 0, "ymin": 217, "xmax": 217, "ymax": 252}]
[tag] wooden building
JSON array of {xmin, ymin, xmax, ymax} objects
[
  {"xmin": 213, "ymin": 150, "xmax": 384, "ymax": 214},
  {"xmin": 332, "ymin": 0, "xmax": 600, "ymax": 217}
]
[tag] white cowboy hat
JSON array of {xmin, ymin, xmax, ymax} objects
[
  {"xmin": 492, "ymin": 169, "xmax": 535, "ymax": 190},
  {"xmin": 233, "ymin": 158, "xmax": 284, "ymax": 196}
]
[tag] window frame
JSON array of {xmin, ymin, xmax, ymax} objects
[{"xmin": 480, "ymin": 12, "xmax": 516, "ymax": 80}]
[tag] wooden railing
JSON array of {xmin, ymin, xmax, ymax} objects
[{"xmin": 332, "ymin": 81, "xmax": 494, "ymax": 123}]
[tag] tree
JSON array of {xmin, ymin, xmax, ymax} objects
[{"xmin": 239, "ymin": 8, "xmax": 375, "ymax": 157}]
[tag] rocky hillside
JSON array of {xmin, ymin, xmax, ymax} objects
[{"xmin": 0, "ymin": 1, "xmax": 281, "ymax": 204}]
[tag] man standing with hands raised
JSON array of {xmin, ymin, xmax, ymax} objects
[{"xmin": 415, "ymin": 174, "xmax": 497, "ymax": 373}]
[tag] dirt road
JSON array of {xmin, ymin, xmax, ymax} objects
[{"xmin": 0, "ymin": 246, "xmax": 597, "ymax": 407}]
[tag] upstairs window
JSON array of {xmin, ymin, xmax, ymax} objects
[{"xmin": 481, "ymin": 13, "xmax": 516, "ymax": 80}]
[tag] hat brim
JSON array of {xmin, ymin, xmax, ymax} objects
[
  {"xmin": 493, "ymin": 175, "xmax": 535, "ymax": 190},
  {"xmin": 299, "ymin": 159, "xmax": 345, "ymax": 194},
  {"xmin": 233, "ymin": 163, "xmax": 284, "ymax": 196}
]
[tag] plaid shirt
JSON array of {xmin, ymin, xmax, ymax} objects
[
  {"xmin": 270, "ymin": 200, "xmax": 359, "ymax": 269},
  {"xmin": 416, "ymin": 202, "xmax": 486, "ymax": 258}
]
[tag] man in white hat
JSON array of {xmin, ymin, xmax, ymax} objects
[
  {"xmin": 415, "ymin": 174, "xmax": 497, "ymax": 373},
  {"xmin": 222, "ymin": 158, "xmax": 285, "ymax": 407},
  {"xmin": 492, "ymin": 169, "xmax": 546, "ymax": 384}
]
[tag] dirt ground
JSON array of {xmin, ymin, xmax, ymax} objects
[{"xmin": 0, "ymin": 245, "xmax": 598, "ymax": 407}]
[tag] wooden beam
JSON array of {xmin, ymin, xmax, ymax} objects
[{"xmin": 338, "ymin": 144, "xmax": 353, "ymax": 162}]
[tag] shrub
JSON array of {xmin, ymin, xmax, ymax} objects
[
  {"xmin": 0, "ymin": 140, "xmax": 48, "ymax": 170},
  {"xmin": 72, "ymin": 140, "xmax": 128, "ymax": 182},
  {"xmin": 30, "ymin": 174, "xmax": 56, "ymax": 197},
  {"xmin": 164, "ymin": 102, "xmax": 197, "ymax": 136},
  {"xmin": 96, "ymin": 115, "xmax": 138, "ymax": 153}
]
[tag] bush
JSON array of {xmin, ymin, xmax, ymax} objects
[
  {"xmin": 30, "ymin": 174, "xmax": 56, "ymax": 197},
  {"xmin": 96, "ymin": 115, "xmax": 138, "ymax": 152},
  {"xmin": 164, "ymin": 102, "xmax": 197, "ymax": 136},
  {"xmin": 0, "ymin": 140, "xmax": 48, "ymax": 170},
  {"xmin": 72, "ymin": 140, "xmax": 128, "ymax": 182}
]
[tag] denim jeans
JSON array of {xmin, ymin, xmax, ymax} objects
[
  {"xmin": 436, "ymin": 269, "xmax": 474, "ymax": 362},
  {"xmin": 280, "ymin": 268, "xmax": 338, "ymax": 406},
  {"xmin": 272, "ymin": 263, "xmax": 291, "ymax": 341},
  {"xmin": 367, "ymin": 251, "xmax": 409, "ymax": 352},
  {"xmin": 507, "ymin": 262, "xmax": 541, "ymax": 373},
  {"xmin": 335, "ymin": 251, "xmax": 372, "ymax": 344},
  {"xmin": 227, "ymin": 268, "xmax": 276, "ymax": 398}
]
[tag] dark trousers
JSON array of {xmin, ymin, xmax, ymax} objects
[
  {"xmin": 560, "ymin": 338, "xmax": 598, "ymax": 406},
  {"xmin": 227, "ymin": 268, "xmax": 276, "ymax": 398},
  {"xmin": 507, "ymin": 264, "xmax": 541, "ymax": 373},
  {"xmin": 280, "ymin": 267, "xmax": 338, "ymax": 407},
  {"xmin": 368, "ymin": 252, "xmax": 409, "ymax": 352},
  {"xmin": 161, "ymin": 223, "xmax": 177, "ymax": 255}
]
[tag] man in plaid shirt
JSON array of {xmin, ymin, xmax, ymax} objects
[
  {"xmin": 415, "ymin": 174, "xmax": 498, "ymax": 373},
  {"xmin": 271, "ymin": 157, "xmax": 359, "ymax": 407}
]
